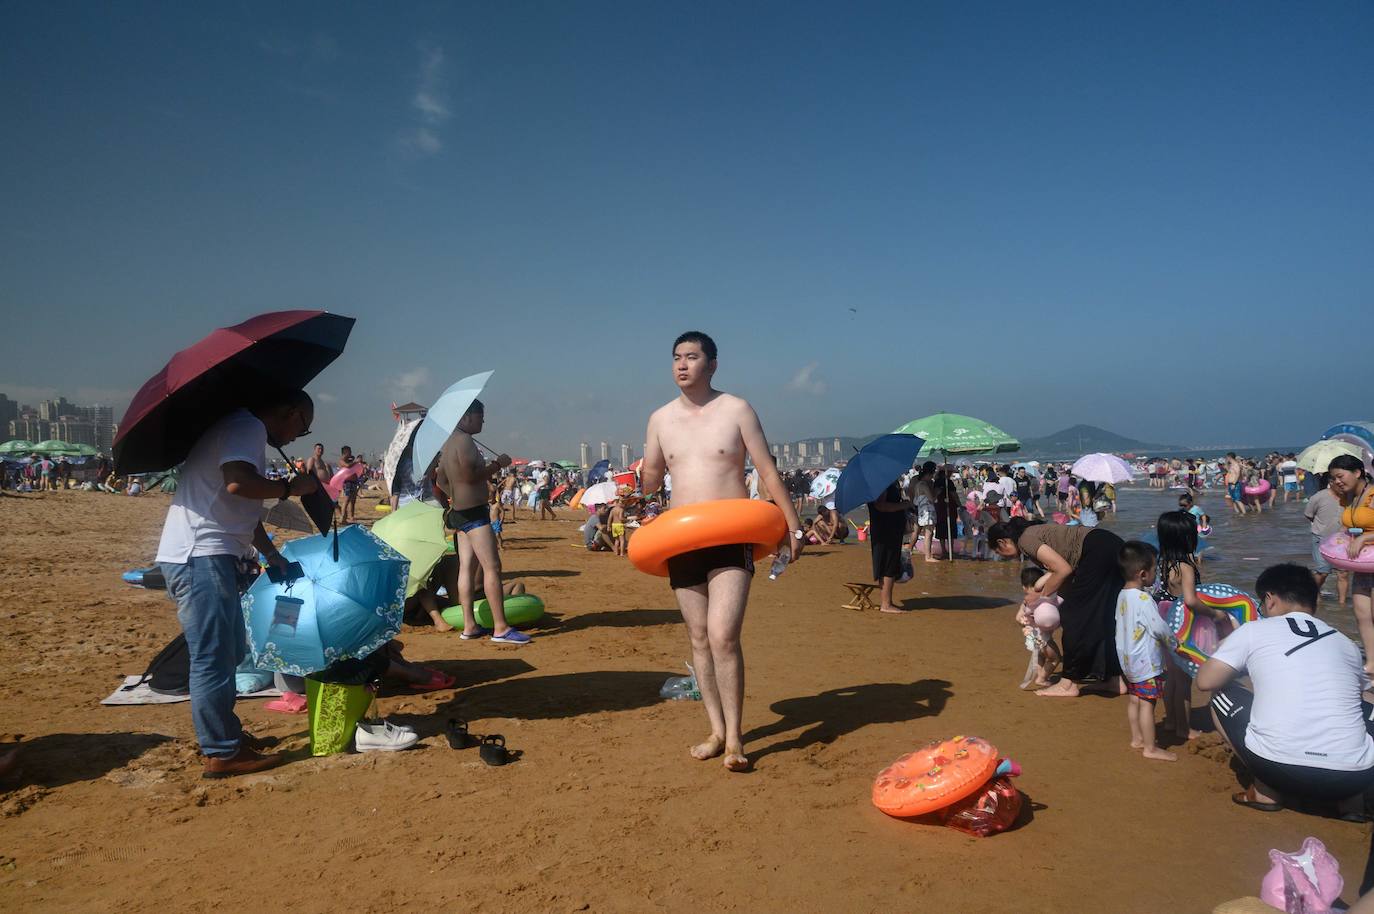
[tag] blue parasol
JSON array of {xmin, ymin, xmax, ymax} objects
[
  {"xmin": 586, "ymin": 458, "xmax": 611, "ymax": 484},
  {"xmin": 834, "ymin": 434, "xmax": 925, "ymax": 516},
  {"xmin": 242, "ymin": 526, "xmax": 409, "ymax": 677}
]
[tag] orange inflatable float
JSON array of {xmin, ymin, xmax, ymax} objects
[
  {"xmin": 872, "ymin": 735, "xmax": 1000, "ymax": 818},
  {"xmin": 628, "ymin": 499, "xmax": 788, "ymax": 577}
]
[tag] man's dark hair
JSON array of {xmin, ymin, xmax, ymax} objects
[
  {"xmin": 341, "ymin": 445, "xmax": 352, "ymax": 454},
  {"xmin": 464, "ymin": 398, "xmax": 484, "ymax": 417},
  {"xmin": 673, "ymin": 331, "xmax": 717, "ymax": 361},
  {"xmin": 314, "ymin": 442, "xmax": 324, "ymax": 450},
  {"xmin": 1118, "ymin": 540, "xmax": 1158, "ymax": 579},
  {"xmin": 1019, "ymin": 566, "xmax": 1043, "ymax": 588},
  {"xmin": 1255, "ymin": 563, "xmax": 1318, "ymax": 610}
]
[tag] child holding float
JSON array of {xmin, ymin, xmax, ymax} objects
[
  {"xmin": 1016, "ymin": 567, "xmax": 1062, "ymax": 689},
  {"xmin": 1115, "ymin": 541, "xmax": 1179, "ymax": 762}
]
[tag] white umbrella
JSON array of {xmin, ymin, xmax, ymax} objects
[
  {"xmin": 580, "ymin": 481, "xmax": 618, "ymax": 506},
  {"xmin": 1071, "ymin": 452, "xmax": 1133, "ymax": 484},
  {"xmin": 810, "ymin": 467, "xmax": 841, "ymax": 500},
  {"xmin": 410, "ymin": 371, "xmax": 494, "ymax": 478},
  {"xmin": 1296, "ymin": 439, "xmax": 1363, "ymax": 473}
]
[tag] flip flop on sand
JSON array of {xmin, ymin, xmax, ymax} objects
[
  {"xmin": 1232, "ymin": 788, "xmax": 1282, "ymax": 813},
  {"xmin": 409, "ymin": 669, "xmax": 457, "ymax": 692},
  {"xmin": 459, "ymin": 626, "xmax": 492, "ymax": 641}
]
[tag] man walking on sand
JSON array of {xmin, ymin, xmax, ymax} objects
[
  {"xmin": 437, "ymin": 399, "xmax": 530, "ymax": 644},
  {"xmin": 641, "ymin": 331, "xmax": 803, "ymax": 772}
]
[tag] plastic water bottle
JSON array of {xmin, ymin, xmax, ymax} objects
[{"xmin": 768, "ymin": 551, "xmax": 790, "ymax": 580}]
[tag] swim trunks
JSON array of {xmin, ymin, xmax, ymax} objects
[
  {"xmin": 1125, "ymin": 675, "xmax": 1163, "ymax": 701},
  {"xmin": 491, "ymin": 520, "xmax": 503, "ymax": 535},
  {"xmin": 1228, "ymin": 482, "xmax": 1245, "ymax": 502},
  {"xmin": 666, "ymin": 544, "xmax": 754, "ymax": 590},
  {"xmin": 445, "ymin": 504, "xmax": 491, "ymax": 533},
  {"xmin": 611, "ymin": 522, "xmax": 625, "ymax": 538}
]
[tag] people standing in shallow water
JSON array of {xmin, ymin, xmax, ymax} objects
[
  {"xmin": 641, "ymin": 331, "xmax": 803, "ymax": 772},
  {"xmin": 989, "ymin": 518, "xmax": 1123, "ymax": 698}
]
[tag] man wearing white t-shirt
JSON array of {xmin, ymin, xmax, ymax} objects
[
  {"xmin": 156, "ymin": 391, "xmax": 319, "ymax": 778},
  {"xmin": 1198, "ymin": 563, "xmax": 1374, "ymax": 815}
]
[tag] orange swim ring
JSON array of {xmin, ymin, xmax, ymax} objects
[
  {"xmin": 872, "ymin": 736, "xmax": 1000, "ymax": 818},
  {"xmin": 628, "ymin": 498, "xmax": 787, "ymax": 577}
]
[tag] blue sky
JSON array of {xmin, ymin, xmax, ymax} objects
[{"xmin": 2, "ymin": 2, "xmax": 1370, "ymax": 458}]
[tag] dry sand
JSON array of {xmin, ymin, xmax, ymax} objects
[{"xmin": 0, "ymin": 489, "xmax": 1369, "ymax": 912}]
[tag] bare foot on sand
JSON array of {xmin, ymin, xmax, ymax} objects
[
  {"xmin": 879, "ymin": 604, "xmax": 906, "ymax": 614},
  {"xmin": 690, "ymin": 735, "xmax": 725, "ymax": 761},
  {"xmin": 722, "ymin": 747, "xmax": 750, "ymax": 772},
  {"xmin": 1130, "ymin": 739, "xmax": 1145, "ymax": 750},
  {"xmin": 429, "ymin": 611, "xmax": 455, "ymax": 633},
  {"xmin": 1142, "ymin": 746, "xmax": 1177, "ymax": 762},
  {"xmin": 1035, "ymin": 680, "xmax": 1080, "ymax": 697},
  {"xmin": 1186, "ymin": 729, "xmax": 1203, "ymax": 740}
]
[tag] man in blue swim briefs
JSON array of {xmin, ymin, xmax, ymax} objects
[
  {"xmin": 641, "ymin": 331, "xmax": 803, "ymax": 772},
  {"xmin": 1225, "ymin": 453, "xmax": 1248, "ymax": 516},
  {"xmin": 436, "ymin": 399, "xmax": 528, "ymax": 644}
]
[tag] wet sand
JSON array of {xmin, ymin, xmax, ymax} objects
[{"xmin": 0, "ymin": 489, "xmax": 1369, "ymax": 912}]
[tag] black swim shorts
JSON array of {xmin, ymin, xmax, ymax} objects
[
  {"xmin": 445, "ymin": 504, "xmax": 491, "ymax": 533},
  {"xmin": 1211, "ymin": 683, "xmax": 1374, "ymax": 802},
  {"xmin": 667, "ymin": 544, "xmax": 754, "ymax": 590}
]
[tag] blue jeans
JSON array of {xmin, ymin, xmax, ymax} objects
[{"xmin": 161, "ymin": 555, "xmax": 247, "ymax": 758}]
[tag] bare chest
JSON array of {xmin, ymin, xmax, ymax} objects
[{"xmin": 658, "ymin": 410, "xmax": 744, "ymax": 469}]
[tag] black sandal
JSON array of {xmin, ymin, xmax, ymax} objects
[
  {"xmin": 1232, "ymin": 789, "xmax": 1282, "ymax": 813},
  {"xmin": 446, "ymin": 718, "xmax": 477, "ymax": 750}
]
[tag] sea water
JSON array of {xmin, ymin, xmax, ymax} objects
[{"xmin": 1101, "ymin": 485, "xmax": 1355, "ymax": 640}]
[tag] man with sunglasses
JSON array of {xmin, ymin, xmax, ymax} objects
[{"xmin": 155, "ymin": 389, "xmax": 319, "ymax": 778}]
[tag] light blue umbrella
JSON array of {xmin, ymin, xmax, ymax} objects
[
  {"xmin": 410, "ymin": 370, "xmax": 493, "ymax": 479},
  {"xmin": 242, "ymin": 526, "xmax": 409, "ymax": 677}
]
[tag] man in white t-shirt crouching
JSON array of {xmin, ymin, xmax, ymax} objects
[
  {"xmin": 155, "ymin": 390, "xmax": 319, "ymax": 778},
  {"xmin": 1198, "ymin": 563, "xmax": 1374, "ymax": 817}
]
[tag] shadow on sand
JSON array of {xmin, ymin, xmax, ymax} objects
[
  {"xmin": 2, "ymin": 732, "xmax": 175, "ymax": 789},
  {"xmin": 901, "ymin": 594, "xmax": 1013, "ymax": 611},
  {"xmin": 744, "ymin": 679, "xmax": 953, "ymax": 762},
  {"xmin": 396, "ymin": 670, "xmax": 676, "ymax": 738},
  {"xmin": 529, "ymin": 608, "xmax": 680, "ymax": 637}
]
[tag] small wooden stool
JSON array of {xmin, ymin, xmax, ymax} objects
[{"xmin": 842, "ymin": 581, "xmax": 877, "ymax": 611}]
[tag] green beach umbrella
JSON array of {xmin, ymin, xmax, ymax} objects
[
  {"xmin": 31, "ymin": 439, "xmax": 88, "ymax": 457},
  {"xmin": 370, "ymin": 500, "xmax": 449, "ymax": 598},
  {"xmin": 891, "ymin": 413, "xmax": 1020, "ymax": 458},
  {"xmin": 0, "ymin": 440, "xmax": 36, "ymax": 456}
]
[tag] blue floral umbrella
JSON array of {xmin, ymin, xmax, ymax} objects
[{"xmin": 242, "ymin": 525, "xmax": 409, "ymax": 677}]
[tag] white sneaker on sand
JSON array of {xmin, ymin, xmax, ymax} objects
[{"xmin": 355, "ymin": 719, "xmax": 419, "ymax": 752}]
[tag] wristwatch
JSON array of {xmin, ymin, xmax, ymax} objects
[{"xmin": 792, "ymin": 529, "xmax": 804, "ymax": 540}]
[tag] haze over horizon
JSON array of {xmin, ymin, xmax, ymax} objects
[{"xmin": 3, "ymin": 3, "xmax": 1370, "ymax": 458}]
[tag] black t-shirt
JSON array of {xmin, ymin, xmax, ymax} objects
[{"xmin": 868, "ymin": 482, "xmax": 907, "ymax": 540}]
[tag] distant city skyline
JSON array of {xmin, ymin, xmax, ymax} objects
[{"xmin": 1, "ymin": 393, "xmax": 115, "ymax": 452}]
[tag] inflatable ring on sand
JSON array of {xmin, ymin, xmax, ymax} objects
[
  {"xmin": 375, "ymin": 503, "xmax": 392, "ymax": 514},
  {"xmin": 1320, "ymin": 532, "xmax": 1374, "ymax": 573},
  {"xmin": 1242, "ymin": 479, "xmax": 1271, "ymax": 497},
  {"xmin": 1157, "ymin": 583, "xmax": 1259, "ymax": 677},
  {"xmin": 873, "ymin": 735, "xmax": 1000, "ymax": 818},
  {"xmin": 441, "ymin": 594, "xmax": 545, "ymax": 629},
  {"xmin": 627, "ymin": 499, "xmax": 787, "ymax": 577}
]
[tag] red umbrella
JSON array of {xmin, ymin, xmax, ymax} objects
[{"xmin": 114, "ymin": 310, "xmax": 355, "ymax": 475}]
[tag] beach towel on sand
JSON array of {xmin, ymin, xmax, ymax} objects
[{"xmin": 101, "ymin": 675, "xmax": 282, "ymax": 706}]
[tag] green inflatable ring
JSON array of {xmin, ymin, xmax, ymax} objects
[{"xmin": 441, "ymin": 593, "xmax": 545, "ymax": 630}]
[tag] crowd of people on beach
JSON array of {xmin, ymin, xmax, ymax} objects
[{"xmin": 8, "ymin": 326, "xmax": 1372, "ymax": 869}]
